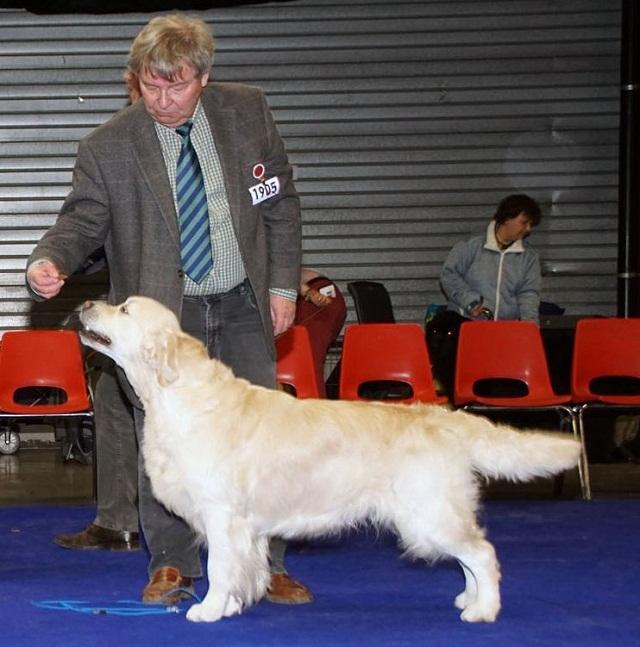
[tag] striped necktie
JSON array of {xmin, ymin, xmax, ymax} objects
[{"xmin": 175, "ymin": 122, "xmax": 213, "ymax": 284}]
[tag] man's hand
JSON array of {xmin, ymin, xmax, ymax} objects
[
  {"xmin": 27, "ymin": 260, "xmax": 67, "ymax": 299},
  {"xmin": 270, "ymin": 293, "xmax": 296, "ymax": 336}
]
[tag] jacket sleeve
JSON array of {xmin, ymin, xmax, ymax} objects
[
  {"xmin": 27, "ymin": 137, "xmax": 110, "ymax": 278},
  {"xmin": 258, "ymin": 90, "xmax": 301, "ymax": 292},
  {"xmin": 440, "ymin": 239, "xmax": 482, "ymax": 315},
  {"xmin": 516, "ymin": 249, "xmax": 541, "ymax": 323}
]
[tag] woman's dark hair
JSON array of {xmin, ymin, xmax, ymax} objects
[{"xmin": 493, "ymin": 194, "xmax": 542, "ymax": 226}]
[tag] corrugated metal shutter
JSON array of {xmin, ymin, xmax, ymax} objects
[{"xmin": 0, "ymin": 0, "xmax": 621, "ymax": 331}]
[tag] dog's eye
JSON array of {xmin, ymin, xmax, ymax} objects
[{"xmin": 120, "ymin": 305, "xmax": 129, "ymax": 314}]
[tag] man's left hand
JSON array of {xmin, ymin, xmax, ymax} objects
[{"xmin": 270, "ymin": 293, "xmax": 296, "ymax": 336}]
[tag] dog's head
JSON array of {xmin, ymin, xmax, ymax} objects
[{"xmin": 79, "ymin": 296, "xmax": 196, "ymax": 390}]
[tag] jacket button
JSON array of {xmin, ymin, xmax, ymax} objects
[{"xmin": 177, "ymin": 269, "xmax": 184, "ymax": 278}]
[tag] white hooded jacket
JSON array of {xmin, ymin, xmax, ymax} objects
[{"xmin": 440, "ymin": 221, "xmax": 540, "ymax": 323}]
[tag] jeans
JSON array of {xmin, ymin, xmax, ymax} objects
[
  {"xmin": 93, "ymin": 363, "xmax": 138, "ymax": 533},
  {"xmin": 132, "ymin": 281, "xmax": 287, "ymax": 576}
]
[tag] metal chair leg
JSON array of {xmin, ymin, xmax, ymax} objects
[{"xmin": 572, "ymin": 405, "xmax": 591, "ymax": 500}]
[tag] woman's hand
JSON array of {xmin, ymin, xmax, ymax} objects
[{"xmin": 302, "ymin": 287, "xmax": 332, "ymax": 307}]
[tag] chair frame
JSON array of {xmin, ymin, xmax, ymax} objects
[
  {"xmin": 571, "ymin": 317, "xmax": 640, "ymax": 499},
  {"xmin": 453, "ymin": 320, "xmax": 588, "ymax": 499}
]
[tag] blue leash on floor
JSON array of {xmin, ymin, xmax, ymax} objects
[{"xmin": 32, "ymin": 587, "xmax": 202, "ymax": 616}]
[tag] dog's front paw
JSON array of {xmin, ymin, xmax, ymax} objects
[
  {"xmin": 459, "ymin": 601, "xmax": 500, "ymax": 623},
  {"xmin": 186, "ymin": 602, "xmax": 223, "ymax": 623}
]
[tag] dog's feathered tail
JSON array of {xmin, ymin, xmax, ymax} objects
[{"xmin": 464, "ymin": 418, "xmax": 581, "ymax": 482}]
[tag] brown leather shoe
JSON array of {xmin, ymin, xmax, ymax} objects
[
  {"xmin": 142, "ymin": 566, "xmax": 194, "ymax": 605},
  {"xmin": 54, "ymin": 523, "xmax": 139, "ymax": 551},
  {"xmin": 266, "ymin": 573, "xmax": 314, "ymax": 605}
]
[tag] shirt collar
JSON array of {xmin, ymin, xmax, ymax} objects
[{"xmin": 484, "ymin": 221, "xmax": 525, "ymax": 253}]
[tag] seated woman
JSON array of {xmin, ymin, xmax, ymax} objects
[
  {"xmin": 295, "ymin": 268, "xmax": 346, "ymax": 397},
  {"xmin": 427, "ymin": 193, "xmax": 543, "ymax": 396}
]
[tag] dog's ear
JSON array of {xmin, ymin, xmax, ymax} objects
[{"xmin": 141, "ymin": 331, "xmax": 180, "ymax": 387}]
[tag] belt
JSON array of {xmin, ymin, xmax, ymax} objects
[{"xmin": 183, "ymin": 279, "xmax": 248, "ymax": 303}]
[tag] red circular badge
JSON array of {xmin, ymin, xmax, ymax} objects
[{"xmin": 252, "ymin": 163, "xmax": 265, "ymax": 180}]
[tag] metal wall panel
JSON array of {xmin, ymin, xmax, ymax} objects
[{"xmin": 0, "ymin": 0, "xmax": 621, "ymax": 330}]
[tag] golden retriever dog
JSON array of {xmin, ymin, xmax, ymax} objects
[{"xmin": 78, "ymin": 296, "xmax": 581, "ymax": 624}]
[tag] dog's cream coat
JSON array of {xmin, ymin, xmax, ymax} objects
[{"xmin": 79, "ymin": 296, "xmax": 581, "ymax": 624}]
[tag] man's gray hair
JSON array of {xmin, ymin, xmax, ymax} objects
[{"xmin": 128, "ymin": 13, "xmax": 215, "ymax": 80}]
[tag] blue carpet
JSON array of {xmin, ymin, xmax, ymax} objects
[{"xmin": 1, "ymin": 501, "xmax": 638, "ymax": 646}]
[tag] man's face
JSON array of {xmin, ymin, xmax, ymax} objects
[{"xmin": 138, "ymin": 64, "xmax": 209, "ymax": 128}]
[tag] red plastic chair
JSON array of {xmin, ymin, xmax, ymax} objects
[
  {"xmin": 0, "ymin": 329, "xmax": 94, "ymax": 460},
  {"xmin": 571, "ymin": 317, "xmax": 640, "ymax": 498},
  {"xmin": 338, "ymin": 323, "xmax": 448, "ymax": 405},
  {"xmin": 276, "ymin": 325, "xmax": 322, "ymax": 399},
  {"xmin": 454, "ymin": 321, "xmax": 573, "ymax": 408},
  {"xmin": 571, "ymin": 318, "xmax": 640, "ymax": 406},
  {"xmin": 0, "ymin": 330, "xmax": 92, "ymax": 415},
  {"xmin": 453, "ymin": 320, "xmax": 586, "ymax": 497}
]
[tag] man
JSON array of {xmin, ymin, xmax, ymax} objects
[
  {"xmin": 27, "ymin": 13, "xmax": 311, "ymax": 606},
  {"xmin": 52, "ymin": 67, "xmax": 146, "ymax": 555}
]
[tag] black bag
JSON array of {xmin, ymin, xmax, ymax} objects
[{"xmin": 425, "ymin": 309, "xmax": 467, "ymax": 398}]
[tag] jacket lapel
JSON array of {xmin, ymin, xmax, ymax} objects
[
  {"xmin": 129, "ymin": 107, "xmax": 181, "ymax": 250},
  {"xmin": 201, "ymin": 89, "xmax": 242, "ymax": 233},
  {"xmin": 126, "ymin": 87, "xmax": 243, "ymax": 251}
]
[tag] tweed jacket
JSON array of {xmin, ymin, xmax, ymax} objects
[{"xmin": 28, "ymin": 82, "xmax": 302, "ymax": 352}]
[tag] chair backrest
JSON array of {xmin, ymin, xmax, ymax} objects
[
  {"xmin": 347, "ymin": 281, "xmax": 395, "ymax": 323},
  {"xmin": 454, "ymin": 320, "xmax": 567, "ymax": 407},
  {"xmin": 276, "ymin": 325, "xmax": 322, "ymax": 399},
  {"xmin": 339, "ymin": 323, "xmax": 447, "ymax": 404},
  {"xmin": 572, "ymin": 317, "xmax": 640, "ymax": 404},
  {"xmin": 0, "ymin": 330, "xmax": 91, "ymax": 414}
]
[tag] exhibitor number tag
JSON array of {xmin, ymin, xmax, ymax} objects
[{"xmin": 249, "ymin": 176, "xmax": 280, "ymax": 205}]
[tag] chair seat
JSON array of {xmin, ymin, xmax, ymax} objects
[
  {"xmin": 582, "ymin": 395, "xmax": 640, "ymax": 406},
  {"xmin": 276, "ymin": 325, "xmax": 322, "ymax": 399},
  {"xmin": 570, "ymin": 317, "xmax": 640, "ymax": 500},
  {"xmin": 571, "ymin": 318, "xmax": 640, "ymax": 406},
  {"xmin": 0, "ymin": 330, "xmax": 92, "ymax": 415},
  {"xmin": 339, "ymin": 323, "xmax": 446, "ymax": 405},
  {"xmin": 467, "ymin": 394, "xmax": 572, "ymax": 408},
  {"xmin": 413, "ymin": 390, "xmax": 449, "ymax": 405},
  {"xmin": 371, "ymin": 392, "xmax": 449, "ymax": 406},
  {"xmin": 454, "ymin": 320, "xmax": 588, "ymax": 499},
  {"xmin": 0, "ymin": 403, "xmax": 92, "ymax": 415}
]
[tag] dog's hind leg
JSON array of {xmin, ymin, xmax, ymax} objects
[
  {"xmin": 454, "ymin": 561, "xmax": 478, "ymax": 612},
  {"xmin": 394, "ymin": 508, "xmax": 501, "ymax": 623},
  {"xmin": 453, "ymin": 536, "xmax": 500, "ymax": 623},
  {"xmin": 451, "ymin": 534, "xmax": 501, "ymax": 622},
  {"xmin": 186, "ymin": 512, "xmax": 269, "ymax": 623}
]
